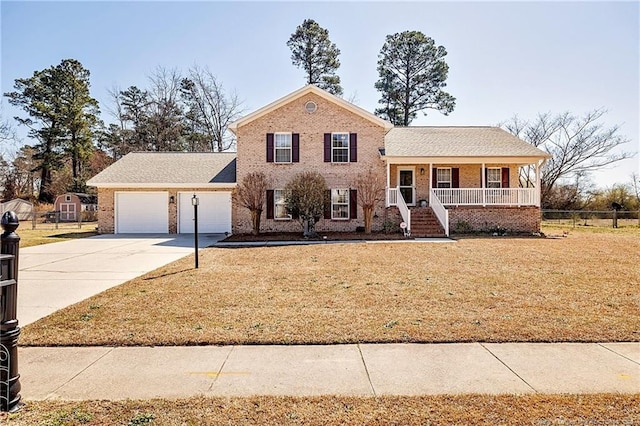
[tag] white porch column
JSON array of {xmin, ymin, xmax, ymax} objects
[
  {"xmin": 536, "ymin": 161, "xmax": 542, "ymax": 207},
  {"xmin": 481, "ymin": 163, "xmax": 486, "ymax": 206},
  {"xmin": 429, "ymin": 163, "xmax": 433, "ymax": 204},
  {"xmin": 386, "ymin": 162, "xmax": 391, "ymax": 207},
  {"xmin": 386, "ymin": 162, "xmax": 390, "ymax": 188}
]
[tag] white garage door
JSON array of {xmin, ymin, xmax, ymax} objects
[
  {"xmin": 116, "ymin": 192, "xmax": 168, "ymax": 234},
  {"xmin": 178, "ymin": 192, "xmax": 231, "ymax": 234}
]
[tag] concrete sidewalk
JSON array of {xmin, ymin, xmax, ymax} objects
[
  {"xmin": 19, "ymin": 342, "xmax": 639, "ymax": 400},
  {"xmin": 18, "ymin": 234, "xmax": 222, "ymax": 326}
]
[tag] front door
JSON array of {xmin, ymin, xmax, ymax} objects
[{"xmin": 398, "ymin": 169, "xmax": 415, "ymax": 205}]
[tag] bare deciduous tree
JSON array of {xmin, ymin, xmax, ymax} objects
[
  {"xmin": 0, "ymin": 113, "xmax": 17, "ymax": 150},
  {"xmin": 237, "ymin": 171, "xmax": 269, "ymax": 235},
  {"xmin": 353, "ymin": 168, "xmax": 385, "ymax": 233},
  {"xmin": 180, "ymin": 66, "xmax": 243, "ymax": 152},
  {"xmin": 631, "ymin": 172, "xmax": 640, "ymax": 225},
  {"xmin": 502, "ymin": 109, "xmax": 634, "ymax": 204},
  {"xmin": 145, "ymin": 67, "xmax": 185, "ymax": 151}
]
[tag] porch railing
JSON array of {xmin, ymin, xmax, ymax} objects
[
  {"xmin": 429, "ymin": 190, "xmax": 449, "ymax": 236},
  {"xmin": 432, "ymin": 188, "xmax": 539, "ymax": 207},
  {"xmin": 386, "ymin": 187, "xmax": 411, "ymax": 234}
]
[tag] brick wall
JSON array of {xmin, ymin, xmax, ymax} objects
[
  {"xmin": 234, "ymin": 92, "xmax": 388, "ymax": 234},
  {"xmin": 97, "ymin": 188, "xmax": 115, "ymax": 233},
  {"xmin": 448, "ymin": 206, "xmax": 541, "ymax": 234}
]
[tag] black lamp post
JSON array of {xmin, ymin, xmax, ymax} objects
[{"xmin": 192, "ymin": 194, "xmax": 199, "ymax": 269}]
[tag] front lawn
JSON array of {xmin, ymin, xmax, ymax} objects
[
  {"xmin": 9, "ymin": 223, "xmax": 98, "ymax": 248},
  {"xmin": 2, "ymin": 394, "xmax": 638, "ymax": 425},
  {"xmin": 21, "ymin": 227, "xmax": 640, "ymax": 346}
]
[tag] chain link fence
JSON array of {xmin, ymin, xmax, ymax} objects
[
  {"xmin": 27, "ymin": 207, "xmax": 97, "ymax": 230},
  {"xmin": 542, "ymin": 210, "xmax": 640, "ymax": 228}
]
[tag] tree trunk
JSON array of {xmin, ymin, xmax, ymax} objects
[
  {"xmin": 363, "ymin": 206, "xmax": 373, "ymax": 234},
  {"xmin": 72, "ymin": 154, "xmax": 79, "ymax": 179},
  {"xmin": 38, "ymin": 167, "xmax": 54, "ymax": 203},
  {"xmin": 250, "ymin": 209, "xmax": 262, "ymax": 235},
  {"xmin": 303, "ymin": 218, "xmax": 317, "ymax": 238}
]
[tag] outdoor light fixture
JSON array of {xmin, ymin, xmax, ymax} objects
[
  {"xmin": 169, "ymin": 195, "xmax": 175, "ymax": 204},
  {"xmin": 420, "ymin": 168, "xmax": 425, "ymax": 175},
  {"xmin": 192, "ymin": 194, "xmax": 199, "ymax": 269}
]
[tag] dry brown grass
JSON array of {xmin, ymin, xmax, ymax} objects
[
  {"xmin": 21, "ymin": 227, "xmax": 640, "ymax": 346},
  {"xmin": 13, "ymin": 223, "xmax": 98, "ymax": 248},
  {"xmin": 2, "ymin": 394, "xmax": 638, "ymax": 425}
]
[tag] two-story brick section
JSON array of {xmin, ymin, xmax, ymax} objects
[{"xmin": 88, "ymin": 85, "xmax": 550, "ymax": 236}]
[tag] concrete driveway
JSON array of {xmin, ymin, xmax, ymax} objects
[{"xmin": 17, "ymin": 233, "xmax": 222, "ymax": 326}]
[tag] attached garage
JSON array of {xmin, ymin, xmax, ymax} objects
[
  {"xmin": 115, "ymin": 192, "xmax": 169, "ymax": 234},
  {"xmin": 178, "ymin": 191, "xmax": 232, "ymax": 234},
  {"xmin": 87, "ymin": 153, "xmax": 236, "ymax": 235}
]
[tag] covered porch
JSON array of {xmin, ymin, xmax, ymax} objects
[{"xmin": 384, "ymin": 160, "xmax": 544, "ymax": 236}]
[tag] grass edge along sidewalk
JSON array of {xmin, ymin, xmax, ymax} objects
[{"xmin": 2, "ymin": 394, "xmax": 639, "ymax": 425}]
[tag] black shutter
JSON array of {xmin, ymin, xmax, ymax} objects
[
  {"xmin": 349, "ymin": 133, "xmax": 357, "ymax": 162},
  {"xmin": 432, "ymin": 167, "xmax": 437, "ymax": 188},
  {"xmin": 501, "ymin": 167, "xmax": 510, "ymax": 188},
  {"xmin": 452, "ymin": 168, "xmax": 460, "ymax": 189},
  {"xmin": 324, "ymin": 189, "xmax": 331, "ymax": 219},
  {"xmin": 266, "ymin": 133, "xmax": 274, "ymax": 163},
  {"xmin": 266, "ymin": 190, "xmax": 274, "ymax": 219},
  {"xmin": 292, "ymin": 133, "xmax": 300, "ymax": 162},
  {"xmin": 350, "ymin": 189, "xmax": 357, "ymax": 219},
  {"xmin": 324, "ymin": 133, "xmax": 331, "ymax": 162}
]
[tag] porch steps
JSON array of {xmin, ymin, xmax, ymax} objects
[{"xmin": 410, "ymin": 207, "xmax": 446, "ymax": 237}]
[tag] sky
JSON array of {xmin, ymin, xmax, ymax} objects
[{"xmin": 1, "ymin": 0, "xmax": 638, "ymax": 188}]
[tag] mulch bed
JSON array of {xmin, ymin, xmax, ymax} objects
[{"xmin": 222, "ymin": 231, "xmax": 408, "ymax": 242}]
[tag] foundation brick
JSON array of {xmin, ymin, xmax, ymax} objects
[{"xmin": 448, "ymin": 206, "xmax": 541, "ymax": 234}]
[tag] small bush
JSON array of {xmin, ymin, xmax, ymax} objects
[{"xmin": 455, "ymin": 220, "xmax": 472, "ymax": 233}]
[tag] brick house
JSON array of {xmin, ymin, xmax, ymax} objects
[{"xmin": 88, "ymin": 85, "xmax": 549, "ymax": 236}]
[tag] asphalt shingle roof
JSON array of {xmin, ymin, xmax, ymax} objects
[
  {"xmin": 71, "ymin": 193, "xmax": 97, "ymax": 204},
  {"xmin": 87, "ymin": 152, "xmax": 237, "ymax": 185},
  {"xmin": 384, "ymin": 127, "xmax": 550, "ymax": 158}
]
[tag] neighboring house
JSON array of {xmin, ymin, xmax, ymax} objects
[
  {"xmin": 88, "ymin": 85, "xmax": 550, "ymax": 236},
  {"xmin": 53, "ymin": 193, "xmax": 98, "ymax": 222}
]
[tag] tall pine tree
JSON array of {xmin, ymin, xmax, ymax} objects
[
  {"xmin": 287, "ymin": 19, "xmax": 343, "ymax": 96},
  {"xmin": 375, "ymin": 31, "xmax": 455, "ymax": 126},
  {"xmin": 5, "ymin": 59, "xmax": 99, "ymax": 201}
]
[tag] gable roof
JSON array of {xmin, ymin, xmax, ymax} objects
[
  {"xmin": 384, "ymin": 127, "xmax": 551, "ymax": 159},
  {"xmin": 87, "ymin": 152, "xmax": 237, "ymax": 188},
  {"xmin": 228, "ymin": 85, "xmax": 394, "ymax": 132}
]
